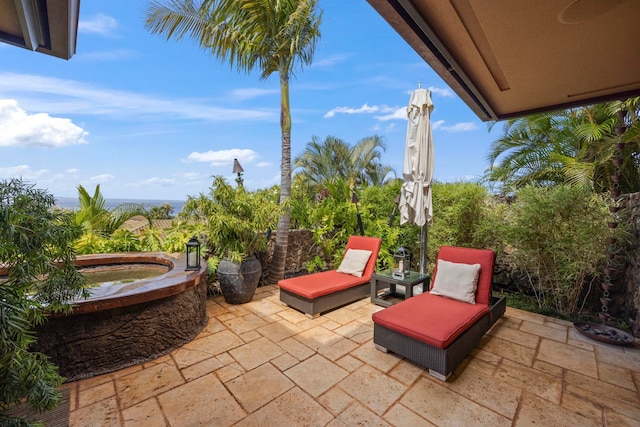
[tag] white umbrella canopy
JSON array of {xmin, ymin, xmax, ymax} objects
[{"xmin": 399, "ymin": 87, "xmax": 435, "ymax": 273}]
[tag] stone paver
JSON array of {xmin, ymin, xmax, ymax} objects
[
  {"xmin": 158, "ymin": 374, "xmax": 246, "ymax": 426},
  {"xmin": 339, "ymin": 364, "xmax": 406, "ymax": 415},
  {"xmin": 517, "ymin": 392, "xmax": 601, "ymax": 427},
  {"xmin": 537, "ymin": 338, "xmax": 598, "ymax": 378},
  {"xmin": 285, "ymin": 354, "xmax": 349, "ymax": 397},
  {"xmin": 228, "ymin": 336, "xmax": 284, "ymax": 370},
  {"xmin": 121, "ymin": 398, "xmax": 165, "ymax": 427},
  {"xmin": 64, "ymin": 285, "xmax": 640, "ymax": 426},
  {"xmin": 114, "ymin": 362, "xmax": 184, "ymax": 409},
  {"xmin": 226, "ymin": 362, "xmax": 294, "ymax": 412},
  {"xmin": 235, "ymin": 387, "xmax": 333, "ymax": 427},
  {"xmin": 401, "ymin": 378, "xmax": 512, "ymax": 427}
]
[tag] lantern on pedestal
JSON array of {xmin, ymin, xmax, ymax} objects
[
  {"xmin": 185, "ymin": 236, "xmax": 201, "ymax": 271},
  {"xmin": 392, "ymin": 247, "xmax": 411, "ymax": 279}
]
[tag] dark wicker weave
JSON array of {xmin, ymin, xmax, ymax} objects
[
  {"xmin": 280, "ymin": 282, "xmax": 370, "ymax": 318},
  {"xmin": 7, "ymin": 387, "xmax": 71, "ymax": 426},
  {"xmin": 374, "ymin": 295, "xmax": 506, "ymax": 380}
]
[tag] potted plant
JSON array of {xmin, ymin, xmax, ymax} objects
[{"xmin": 198, "ymin": 176, "xmax": 279, "ymax": 304}]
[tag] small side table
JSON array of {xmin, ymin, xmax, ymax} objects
[{"xmin": 371, "ymin": 270, "xmax": 430, "ymax": 307}]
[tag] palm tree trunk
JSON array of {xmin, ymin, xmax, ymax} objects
[{"xmin": 269, "ymin": 69, "xmax": 292, "ymax": 284}]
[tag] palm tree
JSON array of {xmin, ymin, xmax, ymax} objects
[
  {"xmin": 485, "ymin": 99, "xmax": 640, "ymax": 194},
  {"xmin": 144, "ymin": 0, "xmax": 322, "ymax": 283},
  {"xmin": 294, "ymin": 134, "xmax": 393, "ymax": 188},
  {"xmin": 74, "ymin": 184, "xmax": 147, "ymax": 237}
]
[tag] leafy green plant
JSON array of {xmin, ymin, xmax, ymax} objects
[
  {"xmin": 73, "ymin": 185, "xmax": 149, "ymax": 254},
  {"xmin": 503, "ymin": 185, "xmax": 610, "ymax": 315},
  {"xmin": 74, "ymin": 231, "xmax": 108, "ymax": 255},
  {"xmin": 182, "ymin": 177, "xmax": 280, "ymax": 263},
  {"xmin": 139, "ymin": 226, "xmax": 165, "ymax": 252},
  {"xmin": 407, "ymin": 181, "xmax": 504, "ymax": 272},
  {"xmin": 104, "ymin": 229, "xmax": 142, "ymax": 252},
  {"xmin": 147, "ymin": 203, "xmax": 175, "ymax": 219},
  {"xmin": 0, "ymin": 179, "xmax": 88, "ymax": 425}
]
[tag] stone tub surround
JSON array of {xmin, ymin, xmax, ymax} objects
[
  {"xmin": 64, "ymin": 285, "xmax": 640, "ymax": 426},
  {"xmin": 67, "ymin": 252, "xmax": 202, "ymax": 314},
  {"xmin": 32, "ymin": 253, "xmax": 209, "ymax": 381}
]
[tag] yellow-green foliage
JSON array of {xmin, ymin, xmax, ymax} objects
[
  {"xmin": 189, "ymin": 176, "xmax": 281, "ymax": 264},
  {"xmin": 503, "ymin": 185, "xmax": 610, "ymax": 315}
]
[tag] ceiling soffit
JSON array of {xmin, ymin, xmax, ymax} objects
[
  {"xmin": 0, "ymin": 0, "xmax": 80, "ymax": 60},
  {"xmin": 367, "ymin": 0, "xmax": 640, "ymax": 121}
]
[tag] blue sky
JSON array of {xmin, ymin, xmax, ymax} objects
[{"xmin": 1, "ymin": 0, "xmax": 500, "ymax": 202}]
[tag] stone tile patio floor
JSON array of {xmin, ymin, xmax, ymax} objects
[{"xmin": 65, "ymin": 285, "xmax": 640, "ymax": 426}]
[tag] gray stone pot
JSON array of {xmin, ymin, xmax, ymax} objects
[{"xmin": 217, "ymin": 255, "xmax": 261, "ymax": 304}]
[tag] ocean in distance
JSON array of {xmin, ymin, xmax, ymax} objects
[{"xmin": 55, "ymin": 197, "xmax": 186, "ymax": 214}]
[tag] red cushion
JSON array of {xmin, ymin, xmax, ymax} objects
[
  {"xmin": 279, "ymin": 270, "xmax": 369, "ymax": 299},
  {"xmin": 372, "ymin": 293, "xmax": 489, "ymax": 348},
  {"xmin": 432, "ymin": 246, "xmax": 495, "ymax": 306},
  {"xmin": 278, "ymin": 235, "xmax": 381, "ymax": 300},
  {"xmin": 343, "ymin": 236, "xmax": 382, "ymax": 279}
]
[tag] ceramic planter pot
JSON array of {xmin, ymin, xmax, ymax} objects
[{"xmin": 217, "ymin": 255, "xmax": 262, "ymax": 304}]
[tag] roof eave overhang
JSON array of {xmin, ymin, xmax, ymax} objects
[
  {"xmin": 367, "ymin": 0, "xmax": 640, "ymax": 122},
  {"xmin": 0, "ymin": 0, "xmax": 80, "ymax": 60}
]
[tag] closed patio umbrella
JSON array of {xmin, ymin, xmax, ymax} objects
[{"xmin": 398, "ymin": 87, "xmax": 435, "ymax": 274}]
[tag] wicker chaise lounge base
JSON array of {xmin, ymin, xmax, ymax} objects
[
  {"xmin": 373, "ymin": 295, "xmax": 505, "ymax": 380},
  {"xmin": 372, "ymin": 246, "xmax": 506, "ymax": 381},
  {"xmin": 280, "ymin": 281, "xmax": 371, "ymax": 319},
  {"xmin": 279, "ymin": 236, "xmax": 381, "ymax": 318}
]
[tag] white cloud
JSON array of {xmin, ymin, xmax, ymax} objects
[
  {"xmin": 428, "ymin": 86, "xmax": 455, "ymax": 98},
  {"xmin": 89, "ymin": 174, "xmax": 115, "ymax": 182},
  {"xmin": 182, "ymin": 172, "xmax": 200, "ymax": 180},
  {"xmin": 432, "ymin": 120, "xmax": 478, "ymax": 132},
  {"xmin": 79, "ymin": 14, "xmax": 118, "ymax": 36},
  {"xmin": 0, "ymin": 164, "xmax": 49, "ymax": 180},
  {"xmin": 186, "ymin": 148, "xmax": 258, "ymax": 166},
  {"xmin": 0, "ymin": 72, "xmax": 277, "ymax": 123},
  {"xmin": 375, "ymin": 107, "xmax": 406, "ymax": 121},
  {"xmin": 230, "ymin": 88, "xmax": 279, "ymax": 101},
  {"xmin": 441, "ymin": 122, "xmax": 479, "ymax": 132},
  {"xmin": 324, "ymin": 103, "xmax": 378, "ymax": 118},
  {"xmin": 78, "ymin": 49, "xmax": 139, "ymax": 61},
  {"xmin": 0, "ymin": 99, "xmax": 88, "ymax": 147},
  {"xmin": 324, "ymin": 103, "xmax": 410, "ymax": 122},
  {"xmin": 130, "ymin": 177, "xmax": 177, "ymax": 187},
  {"xmin": 255, "ymin": 161, "xmax": 272, "ymax": 168},
  {"xmin": 404, "ymin": 86, "xmax": 454, "ymax": 98},
  {"xmin": 312, "ymin": 53, "xmax": 353, "ymax": 68},
  {"xmin": 432, "ymin": 120, "xmax": 445, "ymax": 130}
]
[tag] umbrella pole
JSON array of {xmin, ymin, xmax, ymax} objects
[{"xmin": 420, "ymin": 224, "xmax": 427, "ymax": 275}]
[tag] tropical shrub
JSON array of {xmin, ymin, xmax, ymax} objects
[
  {"xmin": 422, "ymin": 181, "xmax": 505, "ymax": 272},
  {"xmin": 181, "ymin": 176, "xmax": 280, "ymax": 263},
  {"xmin": 147, "ymin": 203, "xmax": 175, "ymax": 219},
  {"xmin": 502, "ymin": 185, "xmax": 610, "ymax": 315},
  {"xmin": 73, "ymin": 185, "xmax": 149, "ymax": 254},
  {"xmin": 104, "ymin": 229, "xmax": 142, "ymax": 252},
  {"xmin": 0, "ymin": 179, "xmax": 87, "ymax": 425}
]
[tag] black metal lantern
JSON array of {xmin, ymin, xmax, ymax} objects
[
  {"xmin": 185, "ymin": 236, "xmax": 201, "ymax": 271},
  {"xmin": 392, "ymin": 247, "xmax": 411, "ymax": 279}
]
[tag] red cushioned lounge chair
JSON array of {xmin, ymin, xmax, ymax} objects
[
  {"xmin": 279, "ymin": 236, "xmax": 382, "ymax": 318},
  {"xmin": 372, "ymin": 246, "xmax": 506, "ymax": 381}
]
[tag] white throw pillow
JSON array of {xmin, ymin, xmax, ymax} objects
[
  {"xmin": 430, "ymin": 259, "xmax": 481, "ymax": 304},
  {"xmin": 336, "ymin": 249, "xmax": 373, "ymax": 278}
]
